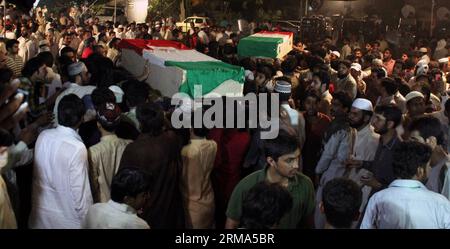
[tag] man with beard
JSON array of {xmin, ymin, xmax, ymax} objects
[
  {"xmin": 347, "ymin": 105, "xmax": 402, "ymax": 194},
  {"xmin": 383, "ymin": 48, "xmax": 396, "ymax": 76},
  {"xmin": 348, "ymin": 98, "xmax": 379, "ymax": 164},
  {"xmin": 335, "ymin": 60, "xmax": 357, "ymax": 100},
  {"xmin": 302, "ymin": 90, "xmax": 331, "ymax": 184},
  {"xmin": 361, "ymin": 141, "xmax": 450, "ymax": 229},
  {"xmin": 18, "ymin": 27, "xmax": 38, "ymax": 64},
  {"xmin": 314, "ymin": 92, "xmax": 353, "ymax": 228},
  {"xmin": 345, "ymin": 98, "xmax": 379, "ymax": 227},
  {"xmin": 408, "ymin": 116, "xmax": 450, "ymax": 200}
]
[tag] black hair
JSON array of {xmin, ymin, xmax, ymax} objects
[
  {"xmin": 339, "ymin": 59, "xmax": 352, "ymax": 69},
  {"xmin": 313, "ymin": 70, "xmax": 330, "ymax": 88},
  {"xmin": 22, "ymin": 57, "xmax": 45, "ymax": 78},
  {"xmin": 58, "ymin": 94, "xmax": 86, "ymax": 127},
  {"xmin": 263, "ymin": 130, "xmax": 299, "ymax": 162},
  {"xmin": 380, "ymin": 77, "xmax": 399, "ymax": 96},
  {"xmin": 124, "ymin": 80, "xmax": 149, "ymax": 107},
  {"xmin": 322, "ymin": 178, "xmax": 362, "ymax": 229},
  {"xmin": 392, "ymin": 141, "xmax": 432, "ymax": 179},
  {"xmin": 281, "ymin": 55, "xmax": 298, "ymax": 74},
  {"xmin": 303, "ymin": 89, "xmax": 321, "ymax": 103},
  {"xmin": 0, "ymin": 68, "xmax": 13, "ymax": 85},
  {"xmin": 60, "ymin": 46, "xmax": 75, "ymax": 56},
  {"xmin": 91, "ymin": 87, "xmax": 116, "ymax": 110},
  {"xmin": 371, "ymin": 68, "xmax": 387, "ymax": 79},
  {"xmin": 109, "ymin": 38, "xmax": 121, "ymax": 49},
  {"xmin": 5, "ymin": 39, "xmax": 19, "ymax": 50},
  {"xmin": 332, "ymin": 91, "xmax": 353, "ymax": 111},
  {"xmin": 84, "ymin": 55, "xmax": 114, "ymax": 87},
  {"xmin": 110, "ymin": 167, "xmax": 152, "ymax": 203},
  {"xmin": 37, "ymin": 51, "xmax": 54, "ymax": 67},
  {"xmin": 136, "ymin": 102, "xmax": 164, "ymax": 136},
  {"xmin": 240, "ymin": 57, "xmax": 257, "ymax": 71},
  {"xmin": 394, "ymin": 59, "xmax": 404, "ymax": 69},
  {"xmin": 445, "ymin": 99, "xmax": 450, "ymax": 114},
  {"xmin": 240, "ymin": 182, "xmax": 293, "ymax": 229},
  {"xmin": 0, "ymin": 128, "xmax": 13, "ymax": 147},
  {"xmin": 374, "ymin": 105, "xmax": 403, "ymax": 128},
  {"xmin": 98, "ymin": 32, "xmax": 106, "ymax": 41},
  {"xmin": 408, "ymin": 116, "xmax": 444, "ymax": 146}
]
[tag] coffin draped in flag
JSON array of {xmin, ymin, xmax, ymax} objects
[
  {"xmin": 237, "ymin": 31, "xmax": 294, "ymax": 59},
  {"xmin": 118, "ymin": 39, "xmax": 244, "ymax": 98}
]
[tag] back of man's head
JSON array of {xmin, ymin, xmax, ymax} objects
[
  {"xmin": 124, "ymin": 80, "xmax": 149, "ymax": 108},
  {"xmin": 136, "ymin": 102, "xmax": 164, "ymax": 136},
  {"xmin": 322, "ymin": 178, "xmax": 362, "ymax": 229},
  {"xmin": 380, "ymin": 77, "xmax": 399, "ymax": 96},
  {"xmin": 393, "ymin": 141, "xmax": 432, "ymax": 179},
  {"xmin": 58, "ymin": 94, "xmax": 86, "ymax": 128},
  {"xmin": 110, "ymin": 167, "xmax": 152, "ymax": 204},
  {"xmin": 241, "ymin": 181, "xmax": 293, "ymax": 229}
]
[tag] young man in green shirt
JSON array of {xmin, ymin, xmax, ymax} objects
[{"xmin": 225, "ymin": 131, "xmax": 316, "ymax": 229}]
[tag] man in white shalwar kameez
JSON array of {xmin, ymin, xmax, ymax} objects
[
  {"xmin": 29, "ymin": 94, "xmax": 93, "ymax": 229},
  {"xmin": 345, "ymin": 98, "xmax": 380, "ymax": 228}
]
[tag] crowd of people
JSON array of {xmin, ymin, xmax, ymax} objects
[{"xmin": 0, "ymin": 3, "xmax": 450, "ymax": 229}]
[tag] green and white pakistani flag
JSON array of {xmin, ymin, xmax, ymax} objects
[
  {"xmin": 119, "ymin": 39, "xmax": 245, "ymax": 98},
  {"xmin": 238, "ymin": 31, "xmax": 294, "ymax": 59}
]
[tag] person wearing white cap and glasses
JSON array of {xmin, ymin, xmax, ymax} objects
[
  {"xmin": 350, "ymin": 63, "xmax": 366, "ymax": 95},
  {"xmin": 314, "ymin": 91, "xmax": 353, "ymax": 229},
  {"xmin": 274, "ymin": 80, "xmax": 306, "ymax": 149},
  {"xmin": 53, "ymin": 62, "xmax": 96, "ymax": 124}
]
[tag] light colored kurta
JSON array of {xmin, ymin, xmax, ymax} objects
[
  {"xmin": 88, "ymin": 135, "xmax": 131, "ymax": 203},
  {"xmin": 314, "ymin": 129, "xmax": 351, "ymax": 228},
  {"xmin": 181, "ymin": 138, "xmax": 217, "ymax": 229},
  {"xmin": 83, "ymin": 200, "xmax": 149, "ymax": 229},
  {"xmin": 361, "ymin": 180, "xmax": 450, "ymax": 229},
  {"xmin": 346, "ymin": 124, "xmax": 380, "ymax": 228},
  {"xmin": 29, "ymin": 125, "xmax": 93, "ymax": 229},
  {"xmin": 18, "ymin": 36, "xmax": 38, "ymax": 64},
  {"xmin": 0, "ymin": 176, "xmax": 17, "ymax": 229}
]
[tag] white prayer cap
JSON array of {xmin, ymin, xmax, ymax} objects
[
  {"xmin": 274, "ymin": 80, "xmax": 292, "ymax": 94},
  {"xmin": 331, "ymin": 51, "xmax": 340, "ymax": 58},
  {"xmin": 419, "ymin": 47, "xmax": 428, "ymax": 53},
  {"xmin": 372, "ymin": 58, "xmax": 383, "ymax": 66},
  {"xmin": 438, "ymin": 57, "xmax": 449, "ymax": 64},
  {"xmin": 405, "ymin": 91, "xmax": 424, "ymax": 103},
  {"xmin": 350, "ymin": 63, "xmax": 362, "ymax": 72},
  {"xmin": 109, "ymin": 85, "xmax": 124, "ymax": 103},
  {"xmin": 352, "ymin": 98, "xmax": 373, "ymax": 112},
  {"xmin": 67, "ymin": 62, "xmax": 87, "ymax": 76},
  {"xmin": 118, "ymin": 25, "xmax": 124, "ymax": 29}
]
